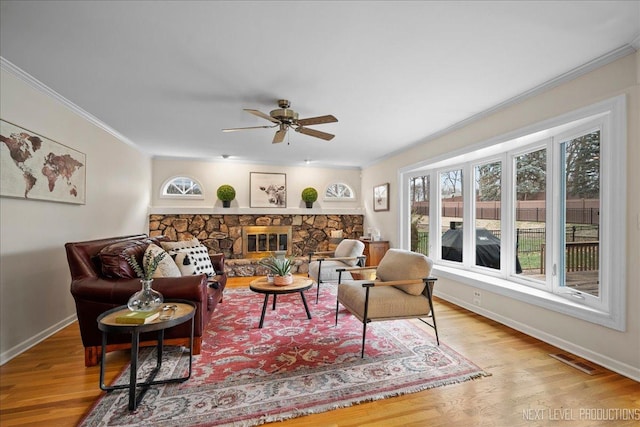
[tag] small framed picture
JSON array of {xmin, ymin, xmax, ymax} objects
[
  {"xmin": 250, "ymin": 172, "xmax": 287, "ymax": 208},
  {"xmin": 373, "ymin": 183, "xmax": 389, "ymax": 211}
]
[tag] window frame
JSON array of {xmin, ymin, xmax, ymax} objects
[
  {"xmin": 399, "ymin": 95, "xmax": 626, "ymax": 331},
  {"xmin": 471, "ymin": 156, "xmax": 505, "ymax": 276},
  {"xmin": 160, "ymin": 175, "xmax": 205, "ymax": 200}
]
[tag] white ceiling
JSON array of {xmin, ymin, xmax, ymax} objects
[{"xmin": 1, "ymin": 1, "xmax": 638, "ymax": 169}]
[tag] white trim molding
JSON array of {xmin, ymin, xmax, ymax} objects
[
  {"xmin": 1, "ymin": 56, "xmax": 144, "ymax": 154},
  {"xmin": 366, "ymin": 43, "xmax": 637, "ymax": 168}
]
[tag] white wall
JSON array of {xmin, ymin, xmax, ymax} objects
[
  {"xmin": 0, "ymin": 69, "xmax": 152, "ymax": 364},
  {"xmin": 362, "ymin": 51, "xmax": 640, "ymax": 380},
  {"xmin": 152, "ymin": 158, "xmax": 362, "ymax": 212}
]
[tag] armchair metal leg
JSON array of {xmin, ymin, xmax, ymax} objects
[
  {"xmin": 424, "ymin": 279, "xmax": 439, "ymax": 345},
  {"xmin": 361, "ymin": 284, "xmax": 373, "ymax": 358},
  {"xmin": 361, "ymin": 322, "xmax": 368, "ymax": 358},
  {"xmin": 315, "ymin": 259, "xmax": 323, "ymax": 304}
]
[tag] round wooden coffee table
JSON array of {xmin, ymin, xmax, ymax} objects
[{"xmin": 249, "ymin": 276, "xmax": 315, "ymax": 328}]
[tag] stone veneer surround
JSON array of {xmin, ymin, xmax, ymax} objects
[{"xmin": 149, "ymin": 214, "xmax": 364, "ymax": 276}]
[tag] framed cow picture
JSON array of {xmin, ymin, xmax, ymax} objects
[{"xmin": 250, "ymin": 172, "xmax": 286, "ymax": 208}]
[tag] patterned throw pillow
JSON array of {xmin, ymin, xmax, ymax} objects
[
  {"xmin": 169, "ymin": 245, "xmax": 215, "ymax": 277},
  {"xmin": 144, "ymin": 243, "xmax": 181, "ymax": 278}
]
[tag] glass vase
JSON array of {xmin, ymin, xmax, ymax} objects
[{"xmin": 127, "ymin": 279, "xmax": 163, "ymax": 312}]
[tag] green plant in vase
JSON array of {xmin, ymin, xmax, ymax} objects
[
  {"xmin": 301, "ymin": 187, "xmax": 318, "ymax": 208},
  {"xmin": 217, "ymin": 184, "xmax": 236, "ymax": 208},
  {"xmin": 126, "ymin": 250, "xmax": 166, "ymax": 311},
  {"xmin": 258, "ymin": 255, "xmax": 294, "ymax": 286}
]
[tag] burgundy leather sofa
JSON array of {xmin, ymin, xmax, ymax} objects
[{"xmin": 65, "ymin": 234, "xmax": 226, "ymax": 367}]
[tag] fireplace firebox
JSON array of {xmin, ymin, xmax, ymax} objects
[{"xmin": 242, "ymin": 226, "xmax": 292, "ymax": 258}]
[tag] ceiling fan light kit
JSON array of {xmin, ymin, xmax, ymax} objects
[{"xmin": 222, "ymin": 99, "xmax": 337, "ymax": 143}]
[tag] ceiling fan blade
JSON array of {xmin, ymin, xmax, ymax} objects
[
  {"xmin": 295, "ymin": 126, "xmax": 335, "ymax": 141},
  {"xmin": 273, "ymin": 128, "xmax": 287, "ymax": 144},
  {"xmin": 296, "ymin": 114, "xmax": 338, "ymax": 126},
  {"xmin": 244, "ymin": 109, "xmax": 281, "ymax": 124},
  {"xmin": 222, "ymin": 125, "xmax": 277, "ymax": 132}
]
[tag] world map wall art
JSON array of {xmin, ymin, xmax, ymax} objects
[{"xmin": 0, "ymin": 120, "xmax": 86, "ymax": 204}]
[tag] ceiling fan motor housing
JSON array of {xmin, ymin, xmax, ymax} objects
[{"xmin": 270, "ymin": 108, "xmax": 298, "ymax": 124}]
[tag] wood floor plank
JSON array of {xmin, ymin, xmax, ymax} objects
[{"xmin": 1, "ymin": 276, "xmax": 638, "ymax": 426}]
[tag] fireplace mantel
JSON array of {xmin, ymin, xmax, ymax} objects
[{"xmin": 149, "ymin": 206, "xmax": 364, "ymax": 215}]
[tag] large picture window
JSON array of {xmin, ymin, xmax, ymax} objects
[{"xmin": 400, "ymin": 96, "xmax": 626, "ymax": 330}]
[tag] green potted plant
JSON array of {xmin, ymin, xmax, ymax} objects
[
  {"xmin": 216, "ymin": 184, "xmax": 236, "ymax": 208},
  {"xmin": 301, "ymin": 187, "xmax": 318, "ymax": 209},
  {"xmin": 125, "ymin": 250, "xmax": 166, "ymax": 311},
  {"xmin": 258, "ymin": 255, "xmax": 294, "ymax": 286}
]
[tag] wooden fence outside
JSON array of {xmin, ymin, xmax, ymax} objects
[{"xmin": 540, "ymin": 241, "xmax": 599, "ymax": 274}]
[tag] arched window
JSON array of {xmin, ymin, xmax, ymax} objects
[
  {"xmin": 324, "ymin": 183, "xmax": 355, "ymax": 200},
  {"xmin": 161, "ymin": 176, "xmax": 204, "ymax": 198}
]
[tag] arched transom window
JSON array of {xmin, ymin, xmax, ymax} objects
[
  {"xmin": 325, "ymin": 183, "xmax": 355, "ymax": 200},
  {"xmin": 161, "ymin": 176, "xmax": 204, "ymax": 198}
]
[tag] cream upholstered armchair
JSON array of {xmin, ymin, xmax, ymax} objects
[
  {"xmin": 308, "ymin": 239, "xmax": 366, "ymax": 303},
  {"xmin": 335, "ymin": 248, "xmax": 438, "ymax": 357}
]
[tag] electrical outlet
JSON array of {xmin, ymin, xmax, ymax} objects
[{"xmin": 473, "ymin": 290, "xmax": 482, "ymax": 306}]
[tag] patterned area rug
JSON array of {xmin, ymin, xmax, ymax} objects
[{"xmin": 81, "ymin": 286, "xmax": 488, "ymax": 426}]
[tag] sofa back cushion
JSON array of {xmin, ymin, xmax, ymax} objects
[
  {"xmin": 98, "ymin": 239, "xmax": 153, "ymax": 279},
  {"xmin": 376, "ymin": 249, "xmax": 433, "ymax": 295},
  {"xmin": 334, "ymin": 239, "xmax": 365, "ymax": 266}
]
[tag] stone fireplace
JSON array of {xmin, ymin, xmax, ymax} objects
[{"xmin": 149, "ymin": 213, "xmax": 363, "ymax": 276}]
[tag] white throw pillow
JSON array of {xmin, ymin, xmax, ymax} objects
[
  {"xmin": 144, "ymin": 244, "xmax": 181, "ymax": 278},
  {"xmin": 169, "ymin": 245, "xmax": 215, "ymax": 277},
  {"xmin": 160, "ymin": 238, "xmax": 201, "ymax": 252}
]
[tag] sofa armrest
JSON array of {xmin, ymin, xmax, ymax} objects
[
  {"xmin": 210, "ymin": 253, "xmax": 225, "ymax": 274},
  {"xmin": 336, "ymin": 266, "xmax": 378, "ymax": 273},
  {"xmin": 70, "ymin": 274, "xmax": 209, "ymax": 305},
  {"xmin": 152, "ymin": 275, "xmax": 209, "ymax": 301}
]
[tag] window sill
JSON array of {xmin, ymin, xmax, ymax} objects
[{"xmin": 432, "ymin": 264, "xmax": 623, "ymax": 331}]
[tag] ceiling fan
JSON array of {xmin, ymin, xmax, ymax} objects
[{"xmin": 222, "ymin": 99, "xmax": 338, "ymax": 143}]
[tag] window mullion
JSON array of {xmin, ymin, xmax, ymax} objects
[
  {"xmin": 463, "ymin": 163, "xmax": 474, "ymax": 269},
  {"xmin": 432, "ymin": 170, "xmax": 442, "ymax": 259},
  {"xmin": 548, "ymin": 138, "xmax": 559, "ymax": 293},
  {"xmin": 502, "ymin": 153, "xmax": 513, "ymax": 277}
]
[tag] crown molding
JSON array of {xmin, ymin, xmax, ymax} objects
[
  {"xmin": 364, "ymin": 43, "xmax": 638, "ymax": 169},
  {"xmin": 0, "ymin": 56, "xmax": 144, "ymax": 153}
]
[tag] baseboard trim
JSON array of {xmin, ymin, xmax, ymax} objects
[
  {"xmin": 435, "ymin": 291, "xmax": 640, "ymax": 382},
  {"xmin": 0, "ymin": 314, "xmax": 77, "ymax": 366}
]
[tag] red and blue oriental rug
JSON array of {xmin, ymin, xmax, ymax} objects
[{"xmin": 80, "ymin": 286, "xmax": 488, "ymax": 426}]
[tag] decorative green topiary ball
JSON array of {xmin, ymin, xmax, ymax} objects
[
  {"xmin": 301, "ymin": 187, "xmax": 318, "ymax": 203},
  {"xmin": 216, "ymin": 184, "xmax": 236, "ymax": 201}
]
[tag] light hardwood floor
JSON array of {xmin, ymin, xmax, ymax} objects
[{"xmin": 1, "ymin": 277, "xmax": 638, "ymax": 426}]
